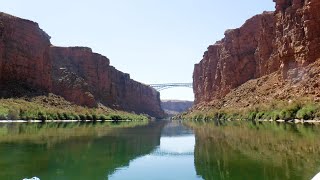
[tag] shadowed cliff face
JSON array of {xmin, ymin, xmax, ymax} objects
[
  {"xmin": 193, "ymin": 0, "xmax": 320, "ymax": 106},
  {"xmin": 0, "ymin": 12, "xmax": 164, "ymax": 118}
]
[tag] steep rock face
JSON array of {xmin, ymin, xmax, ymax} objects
[
  {"xmin": 0, "ymin": 13, "xmax": 52, "ymax": 91},
  {"xmin": 272, "ymin": 0, "xmax": 320, "ymax": 76},
  {"xmin": 0, "ymin": 12, "xmax": 164, "ymax": 118},
  {"xmin": 194, "ymin": 12, "xmax": 276, "ymax": 104},
  {"xmin": 194, "ymin": 0, "xmax": 320, "ymax": 106},
  {"xmin": 50, "ymin": 47, "xmax": 164, "ymax": 117}
]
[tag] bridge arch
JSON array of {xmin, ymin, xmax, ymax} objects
[{"xmin": 149, "ymin": 83, "xmax": 193, "ymax": 91}]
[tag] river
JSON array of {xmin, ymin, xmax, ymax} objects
[{"xmin": 0, "ymin": 121, "xmax": 320, "ymax": 180}]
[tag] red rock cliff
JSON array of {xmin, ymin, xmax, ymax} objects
[
  {"xmin": 194, "ymin": 0, "xmax": 320, "ymax": 105},
  {"xmin": 0, "ymin": 12, "xmax": 164, "ymax": 118},
  {"xmin": 0, "ymin": 12, "xmax": 52, "ymax": 91},
  {"xmin": 50, "ymin": 47, "xmax": 164, "ymax": 117}
]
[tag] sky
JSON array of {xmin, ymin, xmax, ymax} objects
[{"xmin": 0, "ymin": 0, "xmax": 275, "ymax": 101}]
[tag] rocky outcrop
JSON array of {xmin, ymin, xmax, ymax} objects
[
  {"xmin": 0, "ymin": 12, "xmax": 164, "ymax": 118},
  {"xmin": 161, "ymin": 100, "xmax": 193, "ymax": 116},
  {"xmin": 194, "ymin": 0, "xmax": 320, "ymax": 106}
]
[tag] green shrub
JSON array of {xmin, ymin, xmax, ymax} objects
[
  {"xmin": 0, "ymin": 113, "xmax": 7, "ymax": 120},
  {"xmin": 279, "ymin": 110, "xmax": 293, "ymax": 120},
  {"xmin": 99, "ymin": 115, "xmax": 107, "ymax": 121},
  {"xmin": 271, "ymin": 111, "xmax": 280, "ymax": 120},
  {"xmin": 278, "ymin": 103, "xmax": 301, "ymax": 120},
  {"xmin": 37, "ymin": 111, "xmax": 47, "ymax": 121},
  {"xmin": 51, "ymin": 113, "xmax": 59, "ymax": 120},
  {"xmin": 217, "ymin": 112, "xmax": 227, "ymax": 120},
  {"xmin": 111, "ymin": 115, "xmax": 122, "ymax": 121},
  {"xmin": 247, "ymin": 112, "xmax": 257, "ymax": 121},
  {"xmin": 92, "ymin": 114, "xmax": 98, "ymax": 121},
  {"xmin": 79, "ymin": 114, "xmax": 86, "ymax": 121},
  {"xmin": 262, "ymin": 112, "xmax": 272, "ymax": 119},
  {"xmin": 86, "ymin": 114, "xmax": 93, "ymax": 120},
  {"xmin": 63, "ymin": 112, "xmax": 71, "ymax": 120},
  {"xmin": 58, "ymin": 113, "xmax": 66, "ymax": 120},
  {"xmin": 296, "ymin": 105, "xmax": 316, "ymax": 120},
  {"xmin": 256, "ymin": 112, "xmax": 265, "ymax": 119},
  {"xmin": 7, "ymin": 109, "xmax": 20, "ymax": 120},
  {"xmin": 46, "ymin": 114, "xmax": 54, "ymax": 120},
  {"xmin": 73, "ymin": 114, "xmax": 80, "ymax": 120},
  {"xmin": 194, "ymin": 114, "xmax": 203, "ymax": 121}
]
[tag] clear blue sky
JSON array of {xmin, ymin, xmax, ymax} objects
[{"xmin": 1, "ymin": 0, "xmax": 274, "ymax": 101}]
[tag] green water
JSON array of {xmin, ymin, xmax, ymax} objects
[
  {"xmin": 0, "ymin": 121, "xmax": 320, "ymax": 180},
  {"xmin": 192, "ymin": 121, "xmax": 320, "ymax": 180}
]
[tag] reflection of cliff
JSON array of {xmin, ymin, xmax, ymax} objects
[
  {"xmin": 0, "ymin": 122, "xmax": 165, "ymax": 179},
  {"xmin": 193, "ymin": 123, "xmax": 320, "ymax": 180}
]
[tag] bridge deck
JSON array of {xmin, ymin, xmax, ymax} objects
[{"xmin": 149, "ymin": 83, "xmax": 193, "ymax": 91}]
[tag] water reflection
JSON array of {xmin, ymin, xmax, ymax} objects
[
  {"xmin": 192, "ymin": 121, "xmax": 320, "ymax": 180},
  {"xmin": 0, "ymin": 122, "xmax": 164, "ymax": 180},
  {"xmin": 4, "ymin": 120, "xmax": 317, "ymax": 180},
  {"xmin": 109, "ymin": 121, "xmax": 202, "ymax": 180}
]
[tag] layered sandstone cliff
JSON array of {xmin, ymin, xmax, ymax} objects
[
  {"xmin": 0, "ymin": 12, "xmax": 164, "ymax": 118},
  {"xmin": 193, "ymin": 0, "xmax": 320, "ymax": 107}
]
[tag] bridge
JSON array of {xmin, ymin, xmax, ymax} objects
[{"xmin": 149, "ymin": 83, "xmax": 193, "ymax": 91}]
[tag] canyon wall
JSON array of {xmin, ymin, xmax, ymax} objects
[
  {"xmin": 0, "ymin": 12, "xmax": 164, "ymax": 118},
  {"xmin": 0, "ymin": 13, "xmax": 52, "ymax": 91},
  {"xmin": 50, "ymin": 47, "xmax": 163, "ymax": 117},
  {"xmin": 193, "ymin": 0, "xmax": 320, "ymax": 106}
]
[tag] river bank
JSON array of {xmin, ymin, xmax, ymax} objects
[
  {"xmin": 180, "ymin": 99, "xmax": 320, "ymax": 124},
  {"xmin": 0, "ymin": 94, "xmax": 149, "ymax": 122}
]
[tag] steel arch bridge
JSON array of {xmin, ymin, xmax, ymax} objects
[{"xmin": 149, "ymin": 83, "xmax": 193, "ymax": 91}]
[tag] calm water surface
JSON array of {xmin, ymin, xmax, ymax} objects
[{"xmin": 0, "ymin": 121, "xmax": 320, "ymax": 180}]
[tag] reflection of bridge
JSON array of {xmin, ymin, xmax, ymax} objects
[{"xmin": 149, "ymin": 83, "xmax": 193, "ymax": 91}]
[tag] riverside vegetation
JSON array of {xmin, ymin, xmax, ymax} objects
[
  {"xmin": 181, "ymin": 98, "xmax": 320, "ymax": 123},
  {"xmin": 0, "ymin": 93, "xmax": 149, "ymax": 122}
]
